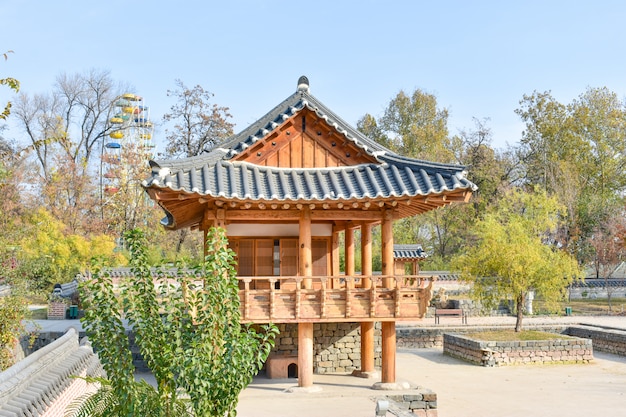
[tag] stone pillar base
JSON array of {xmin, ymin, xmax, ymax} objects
[
  {"xmin": 352, "ymin": 369, "xmax": 381, "ymax": 379},
  {"xmin": 371, "ymin": 381, "xmax": 415, "ymax": 391},
  {"xmin": 285, "ymin": 385, "xmax": 323, "ymax": 393}
]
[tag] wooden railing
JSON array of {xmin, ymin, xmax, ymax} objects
[{"xmin": 237, "ymin": 275, "xmax": 434, "ymax": 323}]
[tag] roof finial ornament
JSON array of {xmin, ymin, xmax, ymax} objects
[{"xmin": 297, "ymin": 75, "xmax": 309, "ymax": 92}]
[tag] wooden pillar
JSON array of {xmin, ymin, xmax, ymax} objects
[
  {"xmin": 345, "ymin": 225, "xmax": 355, "ymax": 288},
  {"xmin": 359, "ymin": 222, "xmax": 375, "ymax": 375},
  {"xmin": 298, "ymin": 207, "xmax": 314, "ymax": 387},
  {"xmin": 381, "ymin": 209, "xmax": 396, "ymax": 383},
  {"xmin": 381, "ymin": 210, "xmax": 394, "ymax": 289},
  {"xmin": 299, "ymin": 207, "xmax": 312, "ymax": 289},
  {"xmin": 331, "ymin": 225, "xmax": 342, "ymax": 289},
  {"xmin": 361, "ymin": 222, "xmax": 372, "ymax": 289},
  {"xmin": 298, "ymin": 322, "xmax": 314, "ymax": 387},
  {"xmin": 381, "ymin": 321, "xmax": 396, "ymax": 383}
]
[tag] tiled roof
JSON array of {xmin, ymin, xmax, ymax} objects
[
  {"xmin": 146, "ymin": 158, "xmax": 473, "ymax": 202},
  {"xmin": 393, "ymin": 244, "xmax": 427, "ymax": 260},
  {"xmin": 144, "ymin": 78, "xmax": 475, "ymax": 197},
  {"xmin": 143, "ymin": 77, "xmax": 477, "ymax": 228}
]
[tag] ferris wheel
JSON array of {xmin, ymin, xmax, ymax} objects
[
  {"xmin": 101, "ymin": 93, "xmax": 155, "ymax": 197},
  {"xmin": 100, "ymin": 93, "xmax": 155, "ymax": 236}
]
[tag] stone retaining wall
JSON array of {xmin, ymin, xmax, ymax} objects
[
  {"xmin": 443, "ymin": 333, "xmax": 593, "ymax": 366},
  {"xmin": 271, "ymin": 323, "xmax": 382, "ymax": 374},
  {"xmin": 566, "ymin": 325, "xmax": 626, "ymax": 356}
]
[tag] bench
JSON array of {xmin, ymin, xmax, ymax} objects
[{"xmin": 435, "ymin": 308, "xmax": 467, "ymax": 324}]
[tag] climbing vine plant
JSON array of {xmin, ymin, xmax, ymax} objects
[{"xmin": 69, "ymin": 227, "xmax": 277, "ymax": 417}]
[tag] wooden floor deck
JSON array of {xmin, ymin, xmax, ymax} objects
[{"xmin": 238, "ymin": 275, "xmax": 434, "ymax": 323}]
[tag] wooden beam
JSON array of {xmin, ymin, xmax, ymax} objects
[{"xmin": 311, "ymin": 210, "xmax": 388, "ymax": 221}]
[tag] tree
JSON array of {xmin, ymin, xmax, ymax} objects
[
  {"xmin": 1, "ymin": 50, "xmax": 19, "ymax": 121},
  {"xmin": 453, "ymin": 188, "xmax": 581, "ymax": 331},
  {"xmin": 18, "ymin": 208, "xmax": 123, "ymax": 291},
  {"xmin": 358, "ymin": 89, "xmax": 462, "ymax": 266},
  {"xmin": 161, "ymin": 80, "xmax": 235, "ymax": 257},
  {"xmin": 589, "ymin": 213, "xmax": 626, "ymax": 312},
  {"xmin": 0, "ymin": 54, "xmax": 30, "ymax": 370},
  {"xmin": 377, "ymin": 88, "xmax": 454, "ymax": 162},
  {"xmin": 13, "ymin": 69, "xmax": 129, "ymax": 235},
  {"xmin": 162, "ymin": 79, "xmax": 234, "ymax": 158},
  {"xmin": 515, "ymin": 88, "xmax": 626, "ymax": 263},
  {"xmin": 72, "ymin": 227, "xmax": 277, "ymax": 417}
]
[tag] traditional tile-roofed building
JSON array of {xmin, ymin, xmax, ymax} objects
[{"xmin": 142, "ymin": 76, "xmax": 476, "ymax": 388}]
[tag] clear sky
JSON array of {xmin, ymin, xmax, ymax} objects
[{"xmin": 2, "ymin": 0, "xmax": 626, "ymax": 151}]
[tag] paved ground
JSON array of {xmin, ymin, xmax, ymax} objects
[
  {"xmin": 240, "ymin": 316, "xmax": 626, "ymax": 417},
  {"xmin": 34, "ymin": 315, "xmax": 626, "ymax": 417}
]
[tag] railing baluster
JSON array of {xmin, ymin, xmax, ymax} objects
[
  {"xmin": 235, "ymin": 274, "xmax": 433, "ymax": 322},
  {"xmin": 320, "ymin": 277, "xmax": 327, "ymax": 319},
  {"xmin": 295, "ymin": 277, "xmax": 302, "ymax": 319},
  {"xmin": 269, "ymin": 278, "xmax": 277, "ymax": 320},
  {"xmin": 243, "ymin": 278, "xmax": 251, "ymax": 320}
]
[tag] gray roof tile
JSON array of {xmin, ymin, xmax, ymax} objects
[{"xmin": 148, "ymin": 159, "xmax": 473, "ymax": 203}]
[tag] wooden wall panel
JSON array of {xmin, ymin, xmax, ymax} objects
[
  {"xmin": 256, "ymin": 239, "xmax": 274, "ymax": 276},
  {"xmin": 302, "ymin": 135, "xmax": 314, "ymax": 168},
  {"xmin": 312, "ymin": 238, "xmax": 329, "ymax": 276},
  {"xmin": 280, "ymin": 239, "xmax": 299, "ymax": 276},
  {"xmin": 266, "ymin": 152, "xmax": 278, "ymax": 167},
  {"xmin": 278, "ymin": 143, "xmax": 290, "ymax": 168},
  {"xmin": 238, "ymin": 240, "xmax": 254, "ymax": 276},
  {"xmin": 291, "ymin": 136, "xmax": 302, "ymax": 168},
  {"xmin": 314, "ymin": 142, "xmax": 326, "ymax": 168}
]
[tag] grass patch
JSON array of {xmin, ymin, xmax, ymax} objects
[
  {"xmin": 534, "ymin": 297, "xmax": 626, "ymax": 316},
  {"xmin": 465, "ymin": 330, "xmax": 570, "ymax": 342},
  {"xmin": 29, "ymin": 307, "xmax": 48, "ymax": 320}
]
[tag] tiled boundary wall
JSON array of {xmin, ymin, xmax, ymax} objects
[
  {"xmin": 443, "ymin": 333, "xmax": 593, "ymax": 366},
  {"xmin": 0, "ymin": 328, "xmax": 103, "ymax": 417}
]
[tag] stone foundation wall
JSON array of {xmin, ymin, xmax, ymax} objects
[
  {"xmin": 271, "ymin": 323, "xmax": 382, "ymax": 374},
  {"xmin": 443, "ymin": 333, "xmax": 593, "ymax": 366},
  {"xmin": 566, "ymin": 325, "xmax": 626, "ymax": 356}
]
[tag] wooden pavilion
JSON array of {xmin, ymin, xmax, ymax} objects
[{"xmin": 142, "ymin": 76, "xmax": 476, "ymax": 388}]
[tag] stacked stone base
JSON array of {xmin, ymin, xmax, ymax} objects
[
  {"xmin": 443, "ymin": 333, "xmax": 593, "ymax": 366},
  {"xmin": 381, "ymin": 391, "xmax": 438, "ymax": 417},
  {"xmin": 566, "ymin": 325, "xmax": 626, "ymax": 356}
]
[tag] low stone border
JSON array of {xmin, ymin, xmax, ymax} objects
[
  {"xmin": 566, "ymin": 325, "xmax": 626, "ymax": 356},
  {"xmin": 397, "ymin": 324, "xmax": 569, "ymax": 349},
  {"xmin": 443, "ymin": 333, "xmax": 593, "ymax": 366},
  {"xmin": 376, "ymin": 390, "xmax": 438, "ymax": 417}
]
